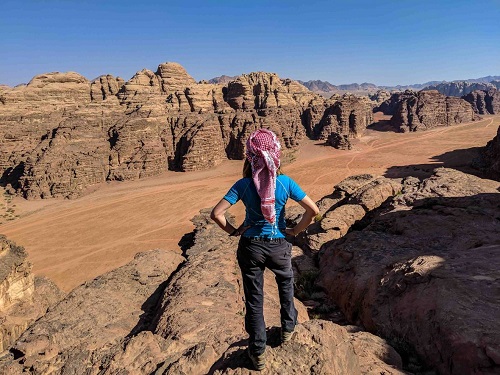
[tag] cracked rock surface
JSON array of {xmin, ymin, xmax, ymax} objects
[{"xmin": 317, "ymin": 168, "xmax": 500, "ymax": 375}]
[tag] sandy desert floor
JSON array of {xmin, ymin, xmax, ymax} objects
[{"xmin": 1, "ymin": 115, "xmax": 499, "ymax": 292}]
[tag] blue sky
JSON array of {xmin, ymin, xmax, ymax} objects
[{"xmin": 1, "ymin": 0, "xmax": 499, "ymax": 86}]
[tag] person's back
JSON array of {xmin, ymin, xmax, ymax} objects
[
  {"xmin": 210, "ymin": 129, "xmax": 319, "ymax": 371},
  {"xmin": 223, "ymin": 174, "xmax": 306, "ymax": 238}
]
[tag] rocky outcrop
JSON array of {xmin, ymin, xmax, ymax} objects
[
  {"xmin": 302, "ymin": 94, "xmax": 373, "ymax": 148},
  {"xmin": 373, "ymin": 92, "xmax": 403, "ymax": 115},
  {"xmin": 390, "ymin": 90, "xmax": 478, "ymax": 132},
  {"xmin": 0, "ymin": 236, "xmax": 63, "ymax": 352},
  {"xmin": 0, "ymin": 248, "xmax": 184, "ymax": 372},
  {"xmin": 1, "ymin": 63, "xmax": 339, "ymax": 199},
  {"xmin": 1, "ymin": 62, "xmax": 382, "ymax": 199},
  {"xmin": 317, "ymin": 168, "xmax": 500, "ymax": 375},
  {"xmin": 224, "ymin": 72, "xmax": 316, "ymax": 110},
  {"xmin": 479, "ymin": 126, "xmax": 500, "ymax": 180},
  {"xmin": 462, "ymin": 88, "xmax": 500, "ymax": 115},
  {"xmin": 369, "ymin": 89, "xmax": 393, "ymax": 105},
  {"xmin": 424, "ymin": 81, "xmax": 496, "ymax": 96},
  {"xmin": 299, "ymin": 174, "xmax": 402, "ymax": 252}
]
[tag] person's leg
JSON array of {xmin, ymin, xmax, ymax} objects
[
  {"xmin": 266, "ymin": 239, "xmax": 297, "ymax": 333},
  {"xmin": 237, "ymin": 237, "xmax": 267, "ymax": 356}
]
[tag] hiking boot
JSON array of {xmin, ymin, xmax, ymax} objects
[
  {"xmin": 281, "ymin": 328, "xmax": 294, "ymax": 343},
  {"xmin": 247, "ymin": 348, "xmax": 266, "ymax": 371}
]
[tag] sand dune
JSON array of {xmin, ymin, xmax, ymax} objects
[{"xmin": 1, "ymin": 116, "xmax": 498, "ymax": 291}]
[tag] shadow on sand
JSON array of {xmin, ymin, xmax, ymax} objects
[{"xmin": 384, "ymin": 146, "xmax": 487, "ymax": 180}]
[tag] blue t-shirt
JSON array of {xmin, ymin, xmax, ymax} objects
[{"xmin": 223, "ymin": 174, "xmax": 306, "ymax": 238}]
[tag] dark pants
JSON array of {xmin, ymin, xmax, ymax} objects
[{"xmin": 237, "ymin": 236, "xmax": 298, "ymax": 355}]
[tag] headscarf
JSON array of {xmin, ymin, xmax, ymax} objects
[{"xmin": 245, "ymin": 129, "xmax": 281, "ymax": 224}]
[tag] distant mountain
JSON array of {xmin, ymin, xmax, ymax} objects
[
  {"xmin": 205, "ymin": 74, "xmax": 500, "ymax": 98},
  {"xmin": 462, "ymin": 76, "xmax": 500, "ymax": 84},
  {"xmin": 423, "ymin": 81, "xmax": 497, "ymax": 96},
  {"xmin": 297, "ymin": 80, "xmax": 337, "ymax": 92},
  {"xmin": 295, "ymin": 76, "xmax": 500, "ymax": 96},
  {"xmin": 208, "ymin": 75, "xmax": 238, "ymax": 84}
]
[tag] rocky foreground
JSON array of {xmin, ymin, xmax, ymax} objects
[
  {"xmin": 0, "ymin": 162, "xmax": 499, "ymax": 374},
  {"xmin": 307, "ymin": 168, "xmax": 500, "ymax": 375},
  {"xmin": 0, "ymin": 210, "xmax": 404, "ymax": 374}
]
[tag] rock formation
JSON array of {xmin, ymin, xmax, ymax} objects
[
  {"xmin": 297, "ymin": 174, "xmax": 402, "ymax": 252},
  {"xmin": 0, "ymin": 210, "xmax": 404, "ymax": 374},
  {"xmin": 462, "ymin": 88, "xmax": 500, "ymax": 115},
  {"xmin": 0, "ymin": 63, "xmax": 378, "ymax": 199},
  {"xmin": 0, "ymin": 236, "xmax": 63, "ymax": 352},
  {"xmin": 302, "ymin": 94, "xmax": 373, "ymax": 146},
  {"xmin": 479, "ymin": 126, "xmax": 500, "ymax": 180},
  {"xmin": 312, "ymin": 168, "xmax": 500, "ymax": 375},
  {"xmin": 424, "ymin": 81, "xmax": 496, "ymax": 96},
  {"xmin": 369, "ymin": 89, "xmax": 393, "ymax": 105},
  {"xmin": 389, "ymin": 90, "xmax": 478, "ymax": 132}
]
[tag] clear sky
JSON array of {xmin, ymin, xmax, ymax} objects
[{"xmin": 1, "ymin": 0, "xmax": 499, "ymax": 87}]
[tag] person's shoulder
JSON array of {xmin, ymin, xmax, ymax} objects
[
  {"xmin": 234, "ymin": 177, "xmax": 252, "ymax": 188},
  {"xmin": 278, "ymin": 174, "xmax": 294, "ymax": 183}
]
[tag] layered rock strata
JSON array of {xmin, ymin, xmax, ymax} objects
[
  {"xmin": 302, "ymin": 94, "xmax": 373, "ymax": 147},
  {"xmin": 0, "ymin": 248, "xmax": 185, "ymax": 372},
  {"xmin": 0, "ymin": 236, "xmax": 63, "ymax": 352},
  {"xmin": 0, "ymin": 211, "xmax": 404, "ymax": 374},
  {"xmin": 423, "ymin": 81, "xmax": 496, "ymax": 96},
  {"xmin": 389, "ymin": 90, "xmax": 478, "ymax": 132},
  {"xmin": 298, "ymin": 174, "xmax": 402, "ymax": 252},
  {"xmin": 316, "ymin": 168, "xmax": 500, "ymax": 375},
  {"xmin": 462, "ymin": 88, "xmax": 500, "ymax": 115},
  {"xmin": 1, "ymin": 63, "xmax": 377, "ymax": 199}
]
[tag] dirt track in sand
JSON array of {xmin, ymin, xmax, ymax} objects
[{"xmin": 1, "ymin": 116, "xmax": 499, "ymax": 292}]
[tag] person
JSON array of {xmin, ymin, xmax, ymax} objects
[{"xmin": 210, "ymin": 129, "xmax": 319, "ymax": 371}]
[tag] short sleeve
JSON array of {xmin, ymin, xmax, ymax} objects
[
  {"xmin": 288, "ymin": 177, "xmax": 306, "ymax": 202},
  {"xmin": 223, "ymin": 180, "xmax": 242, "ymax": 205}
]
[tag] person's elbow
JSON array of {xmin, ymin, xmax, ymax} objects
[
  {"xmin": 307, "ymin": 204, "xmax": 319, "ymax": 217},
  {"xmin": 210, "ymin": 208, "xmax": 218, "ymax": 221}
]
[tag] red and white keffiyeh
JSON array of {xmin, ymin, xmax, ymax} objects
[{"xmin": 246, "ymin": 129, "xmax": 281, "ymax": 224}]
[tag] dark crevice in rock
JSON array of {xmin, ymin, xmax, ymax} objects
[{"xmin": 9, "ymin": 348, "xmax": 24, "ymax": 360}]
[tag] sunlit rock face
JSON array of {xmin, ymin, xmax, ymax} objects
[
  {"xmin": 387, "ymin": 90, "xmax": 479, "ymax": 132},
  {"xmin": 0, "ymin": 236, "xmax": 63, "ymax": 352},
  {"xmin": 315, "ymin": 168, "xmax": 500, "ymax": 375},
  {"xmin": 1, "ymin": 62, "xmax": 379, "ymax": 199}
]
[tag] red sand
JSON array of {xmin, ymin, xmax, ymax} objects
[{"xmin": 1, "ymin": 116, "xmax": 498, "ymax": 292}]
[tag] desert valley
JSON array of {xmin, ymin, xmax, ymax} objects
[{"xmin": 0, "ymin": 61, "xmax": 499, "ymax": 374}]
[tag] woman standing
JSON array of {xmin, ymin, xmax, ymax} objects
[{"xmin": 211, "ymin": 129, "xmax": 319, "ymax": 371}]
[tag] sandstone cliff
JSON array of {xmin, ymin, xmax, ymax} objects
[
  {"xmin": 389, "ymin": 90, "xmax": 478, "ymax": 132},
  {"xmin": 302, "ymin": 94, "xmax": 373, "ymax": 148},
  {"xmin": 462, "ymin": 88, "xmax": 500, "ymax": 115},
  {"xmin": 479, "ymin": 125, "xmax": 500, "ymax": 180},
  {"xmin": 1, "ymin": 63, "xmax": 376, "ymax": 199},
  {"xmin": 424, "ymin": 81, "xmax": 496, "ymax": 96}
]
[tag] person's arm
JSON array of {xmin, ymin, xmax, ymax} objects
[
  {"xmin": 285, "ymin": 195, "xmax": 319, "ymax": 237},
  {"xmin": 210, "ymin": 199, "xmax": 249, "ymax": 236}
]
